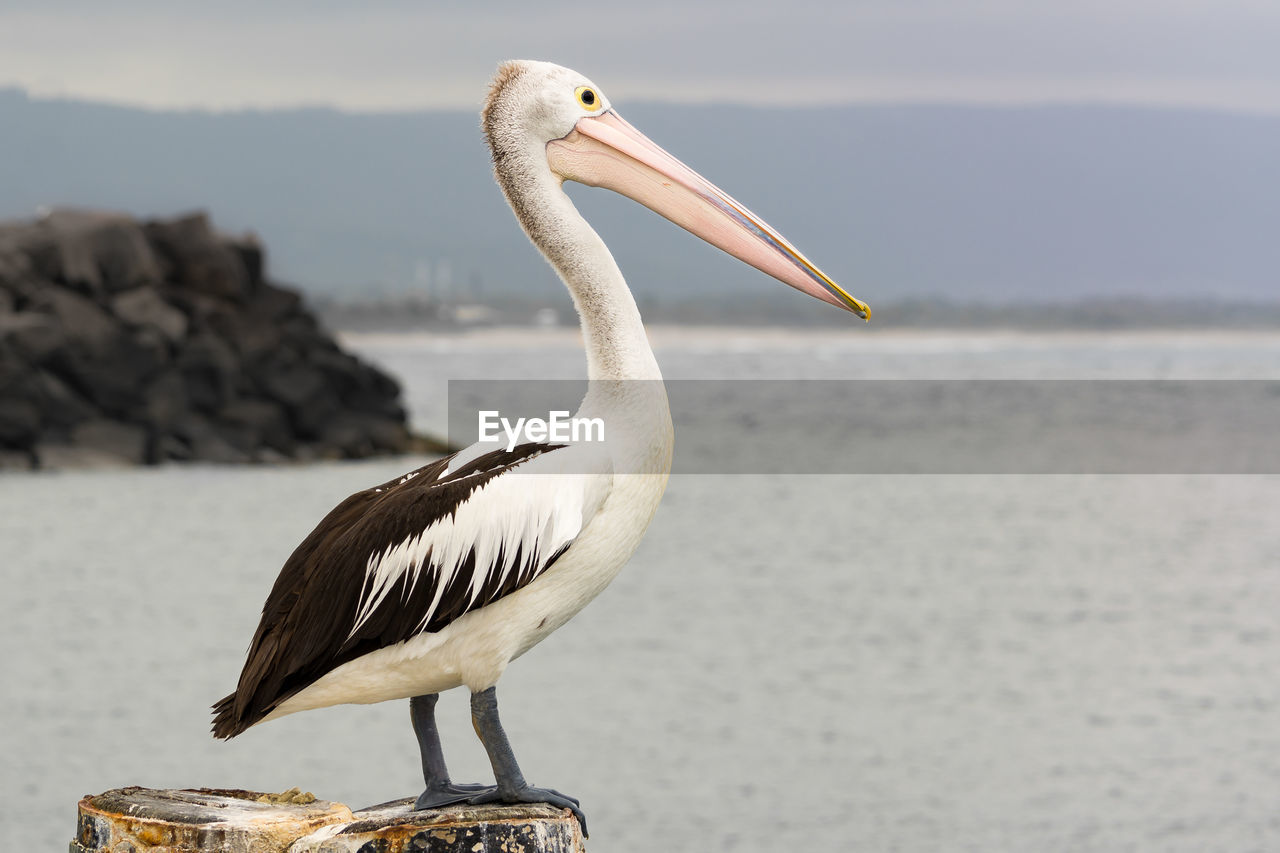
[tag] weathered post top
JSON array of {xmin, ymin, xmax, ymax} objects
[{"xmin": 72, "ymin": 788, "xmax": 586, "ymax": 853}]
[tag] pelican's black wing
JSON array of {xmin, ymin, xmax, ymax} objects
[{"xmin": 211, "ymin": 442, "xmax": 592, "ymax": 738}]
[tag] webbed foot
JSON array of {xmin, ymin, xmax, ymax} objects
[
  {"xmin": 469, "ymin": 785, "xmax": 586, "ymax": 837},
  {"xmin": 415, "ymin": 782, "xmax": 498, "ymax": 809}
]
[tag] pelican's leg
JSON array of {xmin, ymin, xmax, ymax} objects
[
  {"xmin": 467, "ymin": 686, "xmax": 588, "ymax": 836},
  {"xmin": 410, "ymin": 693, "xmax": 495, "ymax": 809}
]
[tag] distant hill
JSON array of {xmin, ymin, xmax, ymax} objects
[{"xmin": 2, "ymin": 88, "xmax": 1277, "ymax": 308}]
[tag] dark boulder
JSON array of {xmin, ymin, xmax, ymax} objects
[
  {"xmin": 0, "ymin": 209, "xmax": 412, "ymax": 468},
  {"xmin": 0, "ymin": 221, "xmax": 99, "ymax": 294},
  {"xmin": 20, "ymin": 288, "xmax": 164, "ymax": 415},
  {"xmin": 0, "ymin": 312, "xmax": 67, "ymax": 365},
  {"xmin": 69, "ymin": 419, "xmax": 149, "ymax": 465},
  {"xmin": 319, "ymin": 412, "xmax": 410, "ymax": 458},
  {"xmin": 229, "ymin": 235, "xmax": 266, "ymax": 287},
  {"xmin": 0, "ymin": 346, "xmax": 95, "ymax": 451},
  {"xmin": 251, "ymin": 348, "xmax": 327, "ymax": 407},
  {"xmin": 0, "ymin": 210, "xmax": 162, "ymax": 296},
  {"xmin": 145, "ymin": 213, "xmax": 251, "ymax": 302},
  {"xmin": 30, "ymin": 287, "xmax": 119, "ymax": 354},
  {"xmin": 141, "ymin": 369, "xmax": 189, "ymax": 431},
  {"xmin": 34, "ymin": 369, "xmax": 97, "ymax": 430},
  {"xmin": 0, "ymin": 248, "xmax": 40, "ymax": 306},
  {"xmin": 49, "ymin": 211, "xmax": 163, "ymax": 293},
  {"xmin": 288, "ymin": 384, "xmax": 345, "ymax": 441},
  {"xmin": 0, "ymin": 396, "xmax": 40, "ymax": 447},
  {"xmin": 249, "ymin": 281, "xmax": 302, "ymax": 321},
  {"xmin": 217, "ymin": 284, "xmax": 302, "ymax": 361},
  {"xmin": 169, "ymin": 411, "xmax": 251, "ymax": 465},
  {"xmin": 111, "ymin": 287, "xmax": 189, "ymax": 344},
  {"xmin": 310, "ymin": 348, "xmax": 405, "ymax": 420},
  {"xmin": 177, "ymin": 332, "xmax": 240, "ymax": 413},
  {"xmin": 219, "ymin": 398, "xmax": 295, "ymax": 455}
]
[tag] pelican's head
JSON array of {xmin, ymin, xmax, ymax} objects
[{"xmin": 483, "ymin": 60, "xmax": 869, "ymax": 320}]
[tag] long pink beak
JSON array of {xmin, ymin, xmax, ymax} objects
[{"xmin": 546, "ymin": 110, "xmax": 869, "ymax": 319}]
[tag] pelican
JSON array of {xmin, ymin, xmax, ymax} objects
[{"xmin": 212, "ymin": 60, "xmax": 869, "ymax": 836}]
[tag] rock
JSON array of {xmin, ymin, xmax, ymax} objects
[
  {"xmin": 47, "ymin": 210, "xmax": 164, "ymax": 293},
  {"xmin": 312, "ymin": 349, "xmax": 405, "ymax": 420},
  {"xmin": 0, "ymin": 447, "xmax": 34, "ymax": 470},
  {"xmin": 0, "ymin": 347, "xmax": 36, "ymax": 444},
  {"xmin": 228, "ymin": 235, "xmax": 265, "ymax": 287},
  {"xmin": 145, "ymin": 213, "xmax": 251, "ymax": 302},
  {"xmin": 34, "ymin": 443, "xmax": 138, "ymax": 470},
  {"xmin": 0, "ymin": 351, "xmax": 92, "ymax": 448},
  {"xmin": 30, "ymin": 287, "xmax": 119, "ymax": 354},
  {"xmin": 290, "ymin": 386, "xmax": 344, "ymax": 441},
  {"xmin": 171, "ymin": 412, "xmax": 251, "ymax": 464},
  {"xmin": 219, "ymin": 283, "xmax": 303, "ymax": 360},
  {"xmin": 62, "ymin": 330, "xmax": 168, "ymax": 417},
  {"xmin": 25, "ymin": 288, "xmax": 166, "ymax": 414},
  {"xmin": 0, "ymin": 209, "xmax": 412, "ymax": 467},
  {"xmin": 153, "ymin": 433, "xmax": 193, "ymax": 462},
  {"xmin": 0, "ymin": 396, "xmax": 41, "ymax": 447},
  {"xmin": 219, "ymin": 399, "xmax": 294, "ymax": 455},
  {"xmin": 3, "ymin": 210, "xmax": 162, "ymax": 295},
  {"xmin": 248, "ymin": 281, "xmax": 301, "ymax": 321},
  {"xmin": 33, "ymin": 370, "xmax": 97, "ymax": 429},
  {"xmin": 69, "ymin": 419, "xmax": 148, "ymax": 465},
  {"xmin": 320, "ymin": 413, "xmax": 409, "ymax": 457},
  {"xmin": 94, "ymin": 225, "xmax": 163, "ymax": 292},
  {"xmin": 177, "ymin": 332, "xmax": 240, "ymax": 413},
  {"xmin": 251, "ymin": 349, "xmax": 326, "ymax": 406},
  {"xmin": 0, "ymin": 312, "xmax": 66, "ymax": 365},
  {"xmin": 0, "ymin": 247, "xmax": 38, "ymax": 305},
  {"xmin": 4, "ymin": 220, "xmax": 101, "ymax": 294},
  {"xmin": 252, "ymin": 447, "xmax": 291, "ymax": 465},
  {"xmin": 112, "ymin": 287, "xmax": 189, "ymax": 343},
  {"xmin": 142, "ymin": 369, "xmax": 190, "ymax": 430},
  {"xmin": 170, "ymin": 290, "xmax": 242, "ymax": 340}
]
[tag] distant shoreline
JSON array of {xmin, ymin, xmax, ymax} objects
[
  {"xmin": 338, "ymin": 324, "xmax": 1280, "ymax": 348},
  {"xmin": 320, "ymin": 298, "xmax": 1280, "ymax": 335}
]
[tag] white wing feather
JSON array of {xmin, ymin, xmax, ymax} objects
[{"xmin": 349, "ymin": 444, "xmax": 611, "ymax": 638}]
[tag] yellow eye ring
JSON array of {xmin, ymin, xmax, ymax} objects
[{"xmin": 575, "ymin": 86, "xmax": 602, "ymax": 112}]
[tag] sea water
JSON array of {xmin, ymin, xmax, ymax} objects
[{"xmin": 2, "ymin": 328, "xmax": 1279, "ymax": 851}]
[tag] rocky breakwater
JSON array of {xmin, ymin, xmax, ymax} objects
[{"xmin": 0, "ymin": 209, "xmax": 410, "ymax": 469}]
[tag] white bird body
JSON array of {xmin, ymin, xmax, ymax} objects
[
  {"xmin": 259, "ymin": 102, "xmax": 679, "ymax": 712},
  {"xmin": 215, "ymin": 59, "xmax": 865, "ymax": 831},
  {"xmin": 266, "ymin": 399, "xmax": 672, "ymax": 719}
]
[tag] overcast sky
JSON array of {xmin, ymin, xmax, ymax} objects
[{"xmin": 2, "ymin": 0, "xmax": 1278, "ymax": 113}]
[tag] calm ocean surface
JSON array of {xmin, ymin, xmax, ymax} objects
[{"xmin": 3, "ymin": 328, "xmax": 1279, "ymax": 851}]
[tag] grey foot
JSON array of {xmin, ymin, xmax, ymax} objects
[
  {"xmin": 415, "ymin": 782, "xmax": 497, "ymax": 809},
  {"xmin": 469, "ymin": 786, "xmax": 586, "ymax": 837}
]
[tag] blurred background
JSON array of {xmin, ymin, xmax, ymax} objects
[{"xmin": 2, "ymin": 2, "xmax": 1278, "ymax": 851}]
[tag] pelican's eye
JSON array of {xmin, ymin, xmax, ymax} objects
[{"xmin": 575, "ymin": 86, "xmax": 602, "ymax": 112}]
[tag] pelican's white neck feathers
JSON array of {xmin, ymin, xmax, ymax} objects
[{"xmin": 483, "ymin": 60, "xmax": 660, "ymax": 383}]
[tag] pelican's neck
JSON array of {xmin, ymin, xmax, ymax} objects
[{"xmin": 506, "ymin": 171, "xmax": 662, "ymax": 383}]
